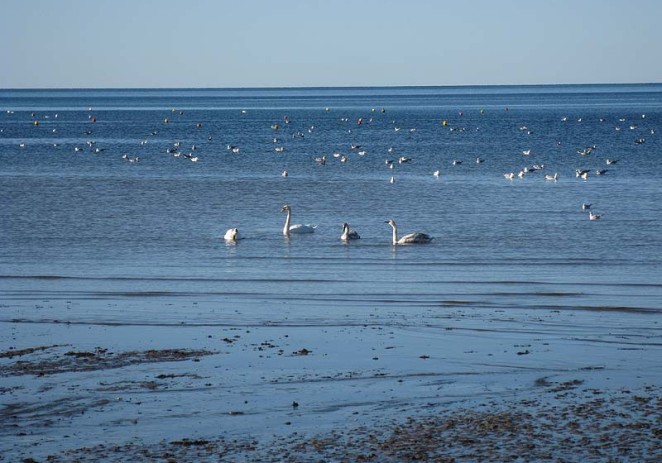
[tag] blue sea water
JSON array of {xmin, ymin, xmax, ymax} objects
[{"xmin": 1, "ymin": 84, "xmax": 661, "ymax": 325}]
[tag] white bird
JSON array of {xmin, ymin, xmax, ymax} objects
[
  {"xmin": 545, "ymin": 173, "xmax": 559, "ymax": 181},
  {"xmin": 389, "ymin": 176, "xmax": 395, "ymax": 184},
  {"xmin": 589, "ymin": 211, "xmax": 602, "ymax": 221},
  {"xmin": 504, "ymin": 172, "xmax": 515, "ymax": 180},
  {"xmin": 522, "ymin": 149, "xmax": 531, "ymax": 156},
  {"xmin": 224, "ymin": 228, "xmax": 239, "ymax": 241},
  {"xmin": 340, "ymin": 223, "xmax": 360, "ymax": 241},
  {"xmin": 576, "ymin": 169, "xmax": 590, "ymax": 178},
  {"xmin": 384, "ymin": 219, "xmax": 433, "ymax": 245},
  {"xmin": 433, "ymin": 170, "xmax": 441, "ymax": 178},
  {"xmin": 281, "ymin": 170, "xmax": 288, "ymax": 177},
  {"xmin": 281, "ymin": 204, "xmax": 316, "ymax": 236}
]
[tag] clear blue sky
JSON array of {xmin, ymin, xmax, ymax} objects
[{"xmin": 2, "ymin": 0, "xmax": 660, "ymax": 88}]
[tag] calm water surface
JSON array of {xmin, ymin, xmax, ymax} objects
[{"xmin": 1, "ymin": 85, "xmax": 661, "ymax": 324}]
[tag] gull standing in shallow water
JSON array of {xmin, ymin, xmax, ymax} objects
[
  {"xmin": 281, "ymin": 205, "xmax": 316, "ymax": 236},
  {"xmin": 340, "ymin": 223, "xmax": 360, "ymax": 241},
  {"xmin": 384, "ymin": 219, "xmax": 433, "ymax": 245}
]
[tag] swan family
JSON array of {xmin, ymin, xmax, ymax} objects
[{"xmin": 224, "ymin": 205, "xmax": 433, "ymax": 245}]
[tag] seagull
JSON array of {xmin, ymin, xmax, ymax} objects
[
  {"xmin": 582, "ymin": 203, "xmax": 592, "ymax": 210},
  {"xmin": 576, "ymin": 169, "xmax": 590, "ymax": 178},
  {"xmin": 545, "ymin": 173, "xmax": 559, "ymax": 181},
  {"xmin": 433, "ymin": 170, "xmax": 441, "ymax": 178},
  {"xmin": 384, "ymin": 219, "xmax": 433, "ymax": 245},
  {"xmin": 589, "ymin": 211, "xmax": 602, "ymax": 221}
]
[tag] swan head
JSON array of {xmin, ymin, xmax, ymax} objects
[
  {"xmin": 342, "ymin": 222, "xmax": 349, "ymax": 231},
  {"xmin": 281, "ymin": 204, "xmax": 291, "ymax": 213},
  {"xmin": 384, "ymin": 219, "xmax": 396, "ymax": 228}
]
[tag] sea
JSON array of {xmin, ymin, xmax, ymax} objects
[{"xmin": 1, "ymin": 84, "xmax": 661, "ymax": 326}]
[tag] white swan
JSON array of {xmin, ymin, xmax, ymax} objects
[
  {"xmin": 385, "ymin": 219, "xmax": 433, "ymax": 245},
  {"xmin": 340, "ymin": 223, "xmax": 360, "ymax": 241},
  {"xmin": 224, "ymin": 227, "xmax": 239, "ymax": 241},
  {"xmin": 281, "ymin": 205, "xmax": 316, "ymax": 236}
]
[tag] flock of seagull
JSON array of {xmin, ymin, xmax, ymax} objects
[
  {"xmin": 6, "ymin": 105, "xmax": 656, "ymax": 230},
  {"xmin": 223, "ymin": 204, "xmax": 433, "ymax": 245}
]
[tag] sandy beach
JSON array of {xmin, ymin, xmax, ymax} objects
[{"xmin": 2, "ymin": 305, "xmax": 660, "ymax": 462}]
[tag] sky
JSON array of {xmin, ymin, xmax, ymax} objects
[{"xmin": 2, "ymin": 0, "xmax": 661, "ymax": 89}]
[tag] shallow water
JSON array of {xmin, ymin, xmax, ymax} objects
[{"xmin": 1, "ymin": 85, "xmax": 661, "ymax": 324}]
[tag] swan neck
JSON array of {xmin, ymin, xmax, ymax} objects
[
  {"xmin": 283, "ymin": 209, "xmax": 291, "ymax": 235},
  {"xmin": 391, "ymin": 223, "xmax": 398, "ymax": 245}
]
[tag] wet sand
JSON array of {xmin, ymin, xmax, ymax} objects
[{"xmin": 1, "ymin": 305, "xmax": 660, "ymax": 462}]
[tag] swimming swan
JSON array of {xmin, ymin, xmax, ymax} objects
[
  {"xmin": 340, "ymin": 223, "xmax": 360, "ymax": 241},
  {"xmin": 385, "ymin": 219, "xmax": 433, "ymax": 245},
  {"xmin": 224, "ymin": 227, "xmax": 239, "ymax": 241},
  {"xmin": 281, "ymin": 204, "xmax": 316, "ymax": 236}
]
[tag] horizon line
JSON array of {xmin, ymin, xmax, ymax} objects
[{"xmin": 2, "ymin": 81, "xmax": 661, "ymax": 92}]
